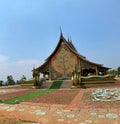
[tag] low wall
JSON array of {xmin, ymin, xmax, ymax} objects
[
  {"xmin": 21, "ymin": 79, "xmax": 44, "ymax": 88},
  {"xmin": 80, "ymin": 74, "xmax": 115, "ymax": 87}
]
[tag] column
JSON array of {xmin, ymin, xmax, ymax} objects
[{"xmin": 96, "ymin": 67, "xmax": 99, "ymax": 75}]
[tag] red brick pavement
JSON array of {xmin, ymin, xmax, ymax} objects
[
  {"xmin": 66, "ymin": 89, "xmax": 85, "ymax": 110},
  {"xmin": 0, "ymin": 78, "xmax": 120, "ymax": 123}
]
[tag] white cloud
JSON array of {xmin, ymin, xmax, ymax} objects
[
  {"xmin": 15, "ymin": 59, "xmax": 43, "ymax": 80},
  {"xmin": 0, "ymin": 55, "xmax": 8, "ymax": 62},
  {"xmin": 0, "ymin": 59, "xmax": 43, "ymax": 81}
]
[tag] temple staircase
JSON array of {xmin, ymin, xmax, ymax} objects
[
  {"xmin": 40, "ymin": 81, "xmax": 53, "ymax": 89},
  {"xmin": 60, "ymin": 80, "xmax": 72, "ymax": 89}
]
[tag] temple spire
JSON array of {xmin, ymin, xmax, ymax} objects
[
  {"xmin": 70, "ymin": 36, "xmax": 72, "ymax": 43},
  {"xmin": 60, "ymin": 26, "xmax": 63, "ymax": 38},
  {"xmin": 68, "ymin": 34, "xmax": 70, "ymax": 42}
]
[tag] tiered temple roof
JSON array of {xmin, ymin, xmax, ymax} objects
[{"xmin": 35, "ymin": 32, "xmax": 109, "ymax": 72}]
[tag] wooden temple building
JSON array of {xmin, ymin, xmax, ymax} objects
[{"xmin": 33, "ymin": 32, "xmax": 110, "ymax": 80}]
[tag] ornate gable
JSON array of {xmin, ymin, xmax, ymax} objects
[{"xmin": 51, "ymin": 39, "xmax": 77, "ymax": 76}]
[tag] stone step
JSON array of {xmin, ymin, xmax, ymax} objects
[
  {"xmin": 60, "ymin": 80, "xmax": 72, "ymax": 89},
  {"xmin": 40, "ymin": 81, "xmax": 53, "ymax": 89}
]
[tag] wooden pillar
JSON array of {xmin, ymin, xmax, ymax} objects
[
  {"xmin": 49, "ymin": 62, "xmax": 52, "ymax": 81},
  {"xmin": 104, "ymin": 69, "xmax": 107, "ymax": 75},
  {"xmin": 96, "ymin": 67, "xmax": 99, "ymax": 75},
  {"xmin": 43, "ymin": 73, "xmax": 45, "ymax": 78},
  {"xmin": 49, "ymin": 71, "xmax": 52, "ymax": 81}
]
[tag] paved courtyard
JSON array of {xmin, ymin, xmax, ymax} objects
[{"xmin": 0, "ymin": 78, "xmax": 120, "ymax": 124}]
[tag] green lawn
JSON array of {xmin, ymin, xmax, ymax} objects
[
  {"xmin": 1, "ymin": 80, "xmax": 63, "ymax": 104},
  {"xmin": 49, "ymin": 80, "xmax": 63, "ymax": 89}
]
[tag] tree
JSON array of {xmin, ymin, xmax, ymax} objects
[
  {"xmin": 117, "ymin": 67, "xmax": 120, "ymax": 77},
  {"xmin": 16, "ymin": 80, "xmax": 21, "ymax": 85},
  {"xmin": 21, "ymin": 75, "xmax": 26, "ymax": 81},
  {"xmin": 7, "ymin": 75, "xmax": 15, "ymax": 85},
  {"xmin": 18, "ymin": 75, "xmax": 27, "ymax": 84},
  {"xmin": 0, "ymin": 80, "xmax": 3, "ymax": 86},
  {"xmin": 108, "ymin": 66, "xmax": 120, "ymax": 77},
  {"xmin": 108, "ymin": 69, "xmax": 117, "ymax": 76}
]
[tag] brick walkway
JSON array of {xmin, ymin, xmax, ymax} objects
[
  {"xmin": 66, "ymin": 89, "xmax": 85, "ymax": 110},
  {"xmin": 0, "ymin": 78, "xmax": 120, "ymax": 124},
  {"xmin": 0, "ymin": 101, "xmax": 120, "ymax": 124}
]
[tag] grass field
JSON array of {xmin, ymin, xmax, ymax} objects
[{"xmin": 0, "ymin": 80, "xmax": 63, "ymax": 104}]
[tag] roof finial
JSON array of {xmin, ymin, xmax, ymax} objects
[
  {"xmin": 68, "ymin": 34, "xmax": 70, "ymax": 42},
  {"xmin": 33, "ymin": 64, "xmax": 35, "ymax": 70},
  {"xmin": 60, "ymin": 26, "xmax": 63, "ymax": 37},
  {"xmin": 70, "ymin": 36, "xmax": 72, "ymax": 43}
]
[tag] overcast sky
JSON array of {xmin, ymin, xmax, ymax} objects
[{"xmin": 0, "ymin": 0, "xmax": 120, "ymax": 81}]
